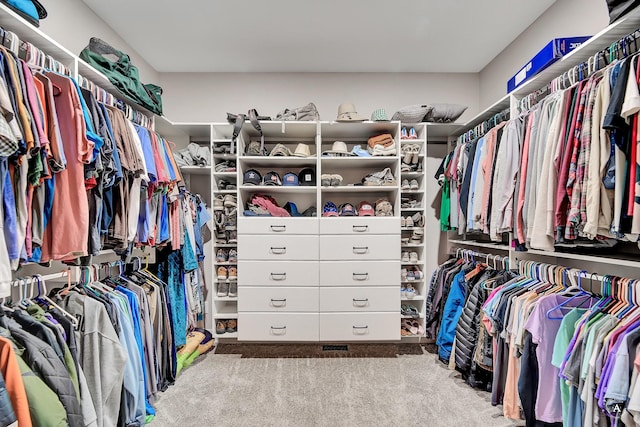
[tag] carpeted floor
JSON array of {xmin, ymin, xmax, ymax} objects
[{"xmin": 152, "ymin": 345, "xmax": 523, "ymax": 427}]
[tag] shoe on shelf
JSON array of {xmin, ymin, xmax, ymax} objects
[
  {"xmin": 406, "ymin": 284, "xmax": 416, "ymax": 299},
  {"xmin": 321, "ymin": 174, "xmax": 332, "ymax": 187},
  {"xmin": 407, "ymin": 270, "xmax": 415, "ymax": 281},
  {"xmin": 401, "ymin": 127, "xmax": 409, "ymax": 139},
  {"xmin": 412, "ymin": 212, "xmax": 425, "ymax": 227},
  {"xmin": 228, "ymin": 266, "xmax": 238, "ymax": 281},
  {"xmin": 409, "ymin": 252, "xmax": 419, "ymax": 263},
  {"xmin": 217, "ymin": 267, "xmax": 228, "ymax": 281},
  {"xmin": 214, "ymin": 195, "xmax": 225, "ymax": 211},
  {"xmin": 410, "ymin": 229, "xmax": 424, "ymax": 244},
  {"xmin": 401, "ymin": 216, "xmax": 406, "ymax": 227},
  {"xmin": 413, "ymin": 267, "xmax": 424, "ymax": 281},
  {"xmin": 216, "ymin": 249, "xmax": 227, "ymax": 263},
  {"xmin": 217, "ymin": 282, "xmax": 229, "ymax": 297},
  {"xmin": 223, "ymin": 195, "xmax": 237, "ymax": 208},
  {"xmin": 409, "ymin": 127, "xmax": 418, "ymax": 139},
  {"xmin": 228, "ymin": 282, "xmax": 237, "ymax": 297},
  {"xmin": 216, "ymin": 320, "xmax": 227, "ymax": 335},
  {"xmin": 226, "ymin": 319, "xmax": 238, "ymax": 333},
  {"xmin": 401, "ymin": 268, "xmax": 408, "ymax": 281},
  {"xmin": 409, "ymin": 179, "xmax": 419, "ymax": 190},
  {"xmin": 405, "ymin": 215, "xmax": 414, "ymax": 228},
  {"xmin": 228, "ymin": 249, "xmax": 238, "ymax": 263},
  {"xmin": 228, "ymin": 230, "xmax": 238, "ymax": 244},
  {"xmin": 401, "ymin": 251, "xmax": 410, "ymax": 263},
  {"xmin": 400, "ymin": 284, "xmax": 407, "ymax": 298},
  {"xmin": 401, "ymin": 179, "xmax": 410, "ymax": 190},
  {"xmin": 411, "ymin": 145, "xmax": 421, "ymax": 165},
  {"xmin": 402, "ymin": 144, "xmax": 414, "ymax": 165},
  {"xmin": 225, "ymin": 208, "xmax": 237, "ymax": 231}
]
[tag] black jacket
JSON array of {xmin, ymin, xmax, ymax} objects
[{"xmin": 0, "ymin": 316, "xmax": 83, "ymax": 427}]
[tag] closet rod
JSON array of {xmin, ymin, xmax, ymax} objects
[{"xmin": 456, "ymin": 108, "xmax": 510, "ymax": 145}]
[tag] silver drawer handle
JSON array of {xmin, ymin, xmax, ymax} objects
[
  {"xmin": 270, "ymin": 247, "xmax": 287, "ymax": 254},
  {"xmin": 270, "ymin": 326, "xmax": 287, "ymax": 335},
  {"xmin": 270, "ymin": 273, "xmax": 287, "ymax": 281},
  {"xmin": 352, "ymin": 246, "xmax": 369, "ymax": 254},
  {"xmin": 270, "ymin": 298, "xmax": 287, "ymax": 307},
  {"xmin": 270, "ymin": 225, "xmax": 286, "ymax": 232},
  {"xmin": 352, "ymin": 298, "xmax": 369, "ymax": 307},
  {"xmin": 352, "ymin": 225, "xmax": 368, "ymax": 232},
  {"xmin": 352, "ymin": 273, "xmax": 369, "ymax": 281},
  {"xmin": 352, "ymin": 325, "xmax": 369, "ymax": 334}
]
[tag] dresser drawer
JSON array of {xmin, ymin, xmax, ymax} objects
[
  {"xmin": 319, "ymin": 235, "xmax": 399, "ymax": 260},
  {"xmin": 239, "ymin": 235, "xmax": 319, "ymax": 260},
  {"xmin": 319, "ymin": 313, "xmax": 399, "ymax": 341},
  {"xmin": 319, "ymin": 261, "xmax": 399, "ymax": 286},
  {"xmin": 239, "ymin": 287, "xmax": 319, "ymax": 312},
  {"xmin": 238, "ymin": 217, "xmax": 319, "ymax": 235},
  {"xmin": 238, "ymin": 261, "xmax": 318, "ymax": 286},
  {"xmin": 319, "ymin": 287, "xmax": 398, "ymax": 312},
  {"xmin": 320, "ymin": 217, "xmax": 400, "ymax": 235},
  {"xmin": 238, "ymin": 313, "xmax": 319, "ymax": 341}
]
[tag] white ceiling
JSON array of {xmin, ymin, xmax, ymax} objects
[{"xmin": 81, "ymin": 0, "xmax": 556, "ymax": 73}]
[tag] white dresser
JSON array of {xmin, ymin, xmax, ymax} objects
[
  {"xmin": 237, "ymin": 217, "xmax": 320, "ymax": 341},
  {"xmin": 319, "ymin": 217, "xmax": 400, "ymax": 341}
]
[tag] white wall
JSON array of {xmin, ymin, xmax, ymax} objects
[
  {"xmin": 159, "ymin": 72, "xmax": 479, "ymax": 124},
  {"xmin": 39, "ymin": 0, "xmax": 159, "ymax": 83},
  {"xmin": 479, "ymin": 0, "xmax": 609, "ymax": 109}
]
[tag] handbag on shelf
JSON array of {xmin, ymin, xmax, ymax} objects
[
  {"xmin": 79, "ymin": 37, "xmax": 163, "ymax": 115},
  {"xmin": 226, "ymin": 109, "xmax": 269, "ymax": 153},
  {"xmin": 275, "ymin": 102, "xmax": 320, "ymax": 121},
  {"xmin": 1, "ymin": 0, "xmax": 47, "ymax": 27}
]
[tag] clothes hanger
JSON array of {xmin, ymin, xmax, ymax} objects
[
  {"xmin": 34, "ymin": 275, "xmax": 78, "ymax": 328},
  {"xmin": 546, "ymin": 270, "xmax": 592, "ymax": 320}
]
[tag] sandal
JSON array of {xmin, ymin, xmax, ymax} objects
[
  {"xmin": 411, "ymin": 145, "xmax": 421, "ymax": 165},
  {"xmin": 401, "ymin": 319, "xmax": 418, "ymax": 335}
]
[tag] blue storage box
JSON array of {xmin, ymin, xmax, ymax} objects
[{"xmin": 507, "ymin": 36, "xmax": 592, "ymax": 93}]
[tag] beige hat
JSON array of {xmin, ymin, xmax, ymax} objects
[
  {"xmin": 292, "ymin": 143, "xmax": 312, "ymax": 157},
  {"xmin": 336, "ymin": 102, "xmax": 366, "ymax": 122},
  {"xmin": 323, "ymin": 141, "xmax": 353, "ymax": 156}
]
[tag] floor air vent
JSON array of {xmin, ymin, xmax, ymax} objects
[{"xmin": 322, "ymin": 345, "xmax": 349, "ymax": 351}]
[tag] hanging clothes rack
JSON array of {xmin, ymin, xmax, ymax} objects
[{"xmin": 456, "ymin": 108, "xmax": 510, "ymax": 145}]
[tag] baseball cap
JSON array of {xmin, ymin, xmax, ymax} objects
[
  {"xmin": 302, "ymin": 206, "xmax": 317, "ymax": 217},
  {"xmin": 262, "ymin": 171, "xmax": 282, "ymax": 186},
  {"xmin": 243, "ymin": 169, "xmax": 262, "ymax": 185},
  {"xmin": 339, "ymin": 203, "xmax": 357, "ymax": 216},
  {"xmin": 282, "ymin": 172, "xmax": 299, "ymax": 186},
  {"xmin": 322, "ymin": 201, "xmax": 338, "ymax": 217},
  {"xmin": 358, "ymin": 201, "xmax": 375, "ymax": 216},
  {"xmin": 298, "ymin": 168, "xmax": 316, "ymax": 186},
  {"xmin": 284, "ymin": 202, "xmax": 301, "ymax": 216}
]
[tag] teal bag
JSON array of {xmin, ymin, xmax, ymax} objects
[{"xmin": 79, "ymin": 37, "xmax": 163, "ymax": 115}]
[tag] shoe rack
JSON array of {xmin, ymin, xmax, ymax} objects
[
  {"xmin": 399, "ymin": 123, "xmax": 427, "ymax": 339},
  {"xmin": 211, "ymin": 124, "xmax": 240, "ymax": 339}
]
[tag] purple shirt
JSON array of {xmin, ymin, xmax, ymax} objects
[{"xmin": 525, "ymin": 294, "xmax": 595, "ymax": 423}]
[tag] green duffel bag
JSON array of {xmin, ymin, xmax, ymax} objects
[{"xmin": 79, "ymin": 37, "xmax": 163, "ymax": 115}]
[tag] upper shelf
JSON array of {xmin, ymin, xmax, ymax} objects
[
  {"xmin": 511, "ymin": 6, "xmax": 640, "ymax": 97},
  {"xmin": 0, "ymin": 2, "xmax": 159, "ymax": 119}
]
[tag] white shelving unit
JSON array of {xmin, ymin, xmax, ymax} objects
[{"xmin": 398, "ymin": 123, "xmax": 427, "ymax": 340}]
